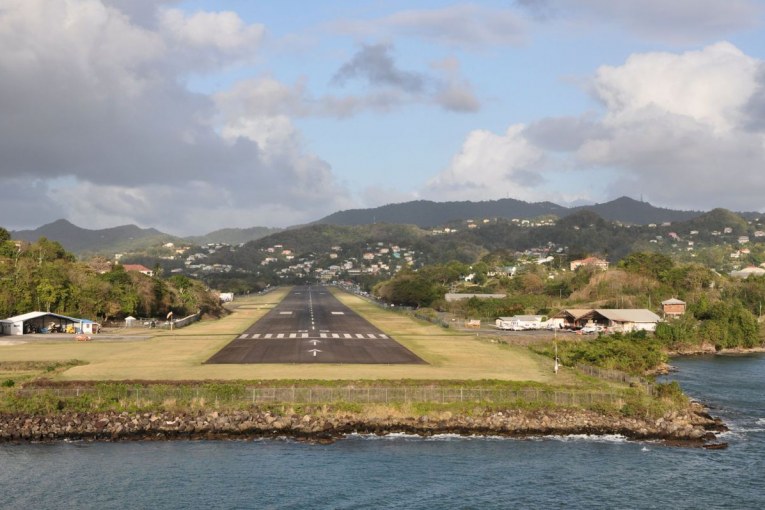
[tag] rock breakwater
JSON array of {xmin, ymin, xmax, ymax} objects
[{"xmin": 0, "ymin": 404, "xmax": 726, "ymax": 446}]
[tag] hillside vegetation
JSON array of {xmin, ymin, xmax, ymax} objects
[{"xmin": 0, "ymin": 228, "xmax": 222, "ymax": 322}]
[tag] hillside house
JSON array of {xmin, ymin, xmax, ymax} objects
[
  {"xmin": 121, "ymin": 264, "xmax": 153, "ymax": 276},
  {"xmin": 661, "ymin": 298, "xmax": 686, "ymax": 317},
  {"xmin": 570, "ymin": 257, "xmax": 609, "ymax": 271}
]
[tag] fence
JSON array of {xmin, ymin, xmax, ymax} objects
[
  {"xmin": 7, "ymin": 386, "xmax": 625, "ymax": 407},
  {"xmin": 169, "ymin": 312, "xmax": 201, "ymax": 329},
  {"xmin": 575, "ymin": 363, "xmax": 655, "ymax": 395}
]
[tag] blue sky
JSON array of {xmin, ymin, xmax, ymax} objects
[{"xmin": 1, "ymin": 0, "xmax": 765, "ymax": 234}]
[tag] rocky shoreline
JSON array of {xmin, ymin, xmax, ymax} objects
[{"xmin": 0, "ymin": 404, "xmax": 728, "ymax": 448}]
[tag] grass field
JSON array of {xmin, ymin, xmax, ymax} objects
[{"xmin": 0, "ymin": 287, "xmax": 588, "ymax": 386}]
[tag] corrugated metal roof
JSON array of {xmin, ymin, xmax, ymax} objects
[
  {"xmin": 594, "ymin": 309, "xmax": 661, "ymax": 323},
  {"xmin": 4, "ymin": 311, "xmax": 88, "ymax": 323},
  {"xmin": 551, "ymin": 309, "xmax": 591, "ymax": 319}
]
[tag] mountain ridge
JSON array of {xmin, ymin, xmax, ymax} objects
[
  {"xmin": 315, "ymin": 196, "xmax": 718, "ymax": 227},
  {"xmin": 9, "ymin": 197, "xmax": 762, "ymax": 255}
]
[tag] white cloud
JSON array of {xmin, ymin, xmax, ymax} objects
[
  {"xmin": 0, "ymin": 0, "xmax": 352, "ymax": 234},
  {"xmin": 423, "ymin": 125, "xmax": 545, "ymax": 201},
  {"xmin": 579, "ymin": 42, "xmax": 765, "ymax": 210},
  {"xmin": 159, "ymin": 8, "xmax": 264, "ymax": 55},
  {"xmin": 426, "ymin": 42, "xmax": 765, "ymax": 212},
  {"xmin": 593, "ymin": 42, "xmax": 760, "ymax": 132}
]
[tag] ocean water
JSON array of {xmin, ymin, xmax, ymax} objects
[{"xmin": 1, "ymin": 354, "xmax": 763, "ymax": 509}]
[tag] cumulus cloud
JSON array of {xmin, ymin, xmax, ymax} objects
[
  {"xmin": 575, "ymin": 42, "xmax": 765, "ymax": 210},
  {"xmin": 593, "ymin": 42, "xmax": 759, "ymax": 132},
  {"xmin": 423, "ymin": 125, "xmax": 546, "ymax": 201},
  {"xmin": 516, "ymin": 0, "xmax": 762, "ymax": 44},
  {"xmin": 334, "ymin": 5, "xmax": 526, "ymax": 48},
  {"xmin": 0, "ymin": 0, "xmax": 351, "ymax": 234},
  {"xmin": 425, "ymin": 42, "xmax": 765, "ymax": 212}
]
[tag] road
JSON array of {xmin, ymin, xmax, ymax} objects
[{"xmin": 205, "ymin": 285, "xmax": 426, "ymax": 364}]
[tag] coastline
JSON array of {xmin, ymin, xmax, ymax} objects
[{"xmin": 0, "ymin": 404, "xmax": 727, "ymax": 448}]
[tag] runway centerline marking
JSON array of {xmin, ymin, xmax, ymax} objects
[{"xmin": 206, "ymin": 285, "xmax": 426, "ymax": 365}]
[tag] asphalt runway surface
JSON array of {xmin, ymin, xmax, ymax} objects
[{"xmin": 205, "ymin": 285, "xmax": 426, "ymax": 364}]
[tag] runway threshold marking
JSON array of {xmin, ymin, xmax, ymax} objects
[{"xmin": 289, "ymin": 333, "xmax": 296, "ymax": 338}]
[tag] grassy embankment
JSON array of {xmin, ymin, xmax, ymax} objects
[{"xmin": 0, "ymin": 287, "xmax": 687, "ymax": 419}]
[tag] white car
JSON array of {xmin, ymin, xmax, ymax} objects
[{"xmin": 581, "ymin": 324, "xmax": 599, "ymax": 334}]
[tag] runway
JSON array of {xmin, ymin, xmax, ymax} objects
[{"xmin": 205, "ymin": 285, "xmax": 426, "ymax": 364}]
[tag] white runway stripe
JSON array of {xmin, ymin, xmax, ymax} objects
[
  {"xmin": 356, "ymin": 333, "xmax": 365, "ymax": 339},
  {"xmin": 367, "ymin": 334, "xmax": 377, "ymax": 339},
  {"xmin": 332, "ymin": 333, "xmax": 339, "ymax": 338},
  {"xmin": 239, "ymin": 334, "xmax": 249, "ymax": 339},
  {"xmin": 344, "ymin": 333, "xmax": 352, "ymax": 338},
  {"xmin": 252, "ymin": 334, "xmax": 261, "ymax": 339},
  {"xmin": 289, "ymin": 333, "xmax": 296, "ymax": 338},
  {"xmin": 265, "ymin": 334, "xmax": 272, "ymax": 339},
  {"xmin": 302, "ymin": 333, "xmax": 308, "ymax": 338},
  {"xmin": 277, "ymin": 333, "xmax": 284, "ymax": 338},
  {"xmin": 320, "ymin": 333, "xmax": 327, "ymax": 338}
]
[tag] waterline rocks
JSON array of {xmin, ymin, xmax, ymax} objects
[{"xmin": 0, "ymin": 404, "xmax": 725, "ymax": 446}]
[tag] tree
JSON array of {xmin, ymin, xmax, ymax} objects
[{"xmin": 619, "ymin": 252, "xmax": 674, "ymax": 281}]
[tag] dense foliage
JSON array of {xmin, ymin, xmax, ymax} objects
[
  {"xmin": 0, "ymin": 235, "xmax": 222, "ymax": 321},
  {"xmin": 534, "ymin": 332, "xmax": 667, "ymax": 375}
]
